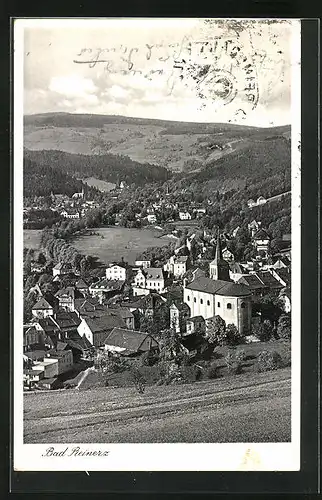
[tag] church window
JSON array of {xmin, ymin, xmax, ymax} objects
[
  {"xmin": 200, "ymin": 299, "xmax": 203, "ymax": 305},
  {"xmin": 187, "ymin": 295, "xmax": 190, "ymax": 301},
  {"xmin": 227, "ymin": 303, "xmax": 232, "ymax": 309},
  {"xmin": 217, "ymin": 302, "xmax": 221, "ymax": 307},
  {"xmin": 207, "ymin": 300, "xmax": 210, "ymax": 306},
  {"xmin": 241, "ymin": 302, "xmax": 246, "ymax": 309},
  {"xmin": 194, "ymin": 297, "xmax": 197, "ymax": 303}
]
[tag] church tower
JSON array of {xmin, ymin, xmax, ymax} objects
[{"xmin": 211, "ymin": 233, "xmax": 230, "ymax": 281}]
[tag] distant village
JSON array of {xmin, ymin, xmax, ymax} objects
[{"xmin": 23, "ymin": 181, "xmax": 291, "ymax": 390}]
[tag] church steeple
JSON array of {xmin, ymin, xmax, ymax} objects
[{"xmin": 212, "ymin": 232, "xmax": 230, "ymax": 281}]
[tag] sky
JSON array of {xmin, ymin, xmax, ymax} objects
[{"xmin": 19, "ymin": 18, "xmax": 299, "ymax": 126}]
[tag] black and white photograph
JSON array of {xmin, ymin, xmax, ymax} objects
[{"xmin": 14, "ymin": 18, "xmax": 301, "ymax": 471}]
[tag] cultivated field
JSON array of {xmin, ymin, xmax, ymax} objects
[
  {"xmin": 23, "ymin": 229, "xmax": 42, "ymax": 249},
  {"xmin": 72, "ymin": 227, "xmax": 173, "ymax": 265},
  {"xmin": 24, "ymin": 368, "xmax": 291, "ymax": 443}
]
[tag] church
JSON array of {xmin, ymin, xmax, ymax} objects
[{"xmin": 183, "ymin": 234, "xmax": 252, "ymax": 335}]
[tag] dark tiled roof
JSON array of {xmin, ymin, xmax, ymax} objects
[
  {"xmin": 90, "ymin": 279, "xmax": 125, "ymax": 290},
  {"xmin": 84, "ymin": 313, "xmax": 126, "ymax": 334},
  {"xmin": 55, "ymin": 287, "xmax": 75, "ymax": 299},
  {"xmin": 256, "ymin": 271, "xmax": 283, "ymax": 289},
  {"xmin": 32, "ymin": 297, "xmax": 53, "ymax": 310},
  {"xmin": 185, "ymin": 277, "xmax": 251, "ymax": 297},
  {"xmin": 273, "ymin": 268, "xmax": 291, "ymax": 287},
  {"xmin": 238, "ymin": 274, "xmax": 266, "ymax": 289},
  {"xmin": 54, "ymin": 311, "xmax": 81, "ymax": 329},
  {"xmin": 253, "ymin": 228, "xmax": 271, "ymax": 240},
  {"xmin": 75, "ymin": 278, "xmax": 89, "ymax": 289},
  {"xmin": 104, "ymin": 328, "xmax": 158, "ymax": 353}
]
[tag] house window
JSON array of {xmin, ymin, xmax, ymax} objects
[
  {"xmin": 217, "ymin": 302, "xmax": 221, "ymax": 307},
  {"xmin": 241, "ymin": 302, "xmax": 246, "ymax": 309},
  {"xmin": 207, "ymin": 300, "xmax": 210, "ymax": 306},
  {"xmin": 200, "ymin": 299, "xmax": 203, "ymax": 305},
  {"xmin": 227, "ymin": 303, "xmax": 232, "ymax": 309}
]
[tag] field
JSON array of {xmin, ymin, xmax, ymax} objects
[
  {"xmin": 72, "ymin": 227, "xmax": 173, "ymax": 265},
  {"xmin": 23, "ymin": 229, "xmax": 42, "ymax": 249},
  {"xmin": 24, "ymin": 368, "xmax": 291, "ymax": 443}
]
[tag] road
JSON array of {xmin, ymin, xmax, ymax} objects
[{"xmin": 24, "ymin": 368, "xmax": 291, "ymax": 443}]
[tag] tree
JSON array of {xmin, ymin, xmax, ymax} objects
[
  {"xmin": 252, "ymin": 319, "xmax": 273, "ymax": 342},
  {"xmin": 37, "ymin": 252, "xmax": 46, "ymax": 265},
  {"xmin": 225, "ymin": 324, "xmax": 243, "ymax": 346},
  {"xmin": 206, "ymin": 315, "xmax": 227, "ymax": 346},
  {"xmin": 277, "ymin": 314, "xmax": 291, "ymax": 340}
]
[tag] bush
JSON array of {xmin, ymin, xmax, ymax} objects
[
  {"xmin": 277, "ymin": 314, "xmax": 291, "ymax": 340},
  {"xmin": 181, "ymin": 365, "xmax": 202, "ymax": 383},
  {"xmin": 129, "ymin": 367, "xmax": 146, "ymax": 394},
  {"xmin": 225, "ymin": 353, "xmax": 243, "ymax": 375},
  {"xmin": 206, "ymin": 362, "xmax": 219, "ymax": 379},
  {"xmin": 226, "ymin": 324, "xmax": 244, "ymax": 346},
  {"xmin": 235, "ymin": 349, "xmax": 247, "ymax": 363},
  {"xmin": 251, "ymin": 320, "xmax": 274, "ymax": 342},
  {"xmin": 255, "ymin": 350, "xmax": 283, "ymax": 373}
]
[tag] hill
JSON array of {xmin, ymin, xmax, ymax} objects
[
  {"xmin": 24, "ymin": 113, "xmax": 291, "ymax": 173},
  {"xmin": 23, "ymin": 149, "xmax": 171, "ymax": 190}
]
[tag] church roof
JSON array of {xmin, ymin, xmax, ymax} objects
[{"xmin": 185, "ymin": 277, "xmax": 251, "ymax": 297}]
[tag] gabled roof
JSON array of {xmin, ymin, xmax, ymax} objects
[
  {"xmin": 253, "ymin": 228, "xmax": 270, "ymax": 240},
  {"xmin": 238, "ymin": 274, "xmax": 265, "ymax": 289},
  {"xmin": 104, "ymin": 328, "xmax": 158, "ymax": 353},
  {"xmin": 108, "ymin": 307, "xmax": 134, "ymax": 320},
  {"xmin": 229, "ymin": 262, "xmax": 246, "ymax": 274},
  {"xmin": 185, "ymin": 277, "xmax": 251, "ymax": 297},
  {"xmin": 145, "ymin": 268, "xmax": 164, "ymax": 280},
  {"xmin": 75, "ymin": 278, "xmax": 89, "ymax": 289},
  {"xmin": 175, "ymin": 256, "xmax": 188, "ymax": 263},
  {"xmin": 256, "ymin": 271, "xmax": 283, "ymax": 289},
  {"xmin": 89, "ymin": 279, "xmax": 125, "ymax": 291},
  {"xmin": 272, "ymin": 268, "xmax": 291, "ymax": 287},
  {"xmin": 32, "ymin": 297, "xmax": 53, "ymax": 310},
  {"xmin": 55, "ymin": 287, "xmax": 75, "ymax": 299},
  {"xmin": 53, "ymin": 262, "xmax": 72, "ymax": 271},
  {"xmin": 84, "ymin": 313, "xmax": 126, "ymax": 334},
  {"xmin": 53, "ymin": 311, "xmax": 81, "ymax": 329}
]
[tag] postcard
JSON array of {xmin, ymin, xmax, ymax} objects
[{"xmin": 14, "ymin": 17, "xmax": 301, "ymax": 471}]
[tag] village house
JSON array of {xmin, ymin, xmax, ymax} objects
[
  {"xmin": 60, "ymin": 209, "xmax": 81, "ymax": 219},
  {"xmin": 186, "ymin": 316, "xmax": 206, "ymax": 335},
  {"xmin": 229, "ymin": 262, "xmax": 247, "ymax": 282},
  {"xmin": 238, "ymin": 270, "xmax": 284, "ymax": 296},
  {"xmin": 257, "ymin": 196, "xmax": 267, "ymax": 206},
  {"xmin": 147, "ymin": 213, "xmax": 157, "ymax": 224},
  {"xmin": 106, "ymin": 263, "xmax": 128, "ymax": 281},
  {"xmin": 222, "ymin": 247, "xmax": 235, "ymax": 262},
  {"xmin": 55, "ymin": 287, "xmax": 78, "ymax": 312},
  {"xmin": 132, "ymin": 268, "xmax": 165, "ymax": 296},
  {"xmin": 77, "ymin": 311, "xmax": 127, "ymax": 348},
  {"xmin": 247, "ymin": 199, "xmax": 257, "ymax": 209},
  {"xmin": 107, "ymin": 307, "xmax": 135, "ymax": 330},
  {"xmin": 252, "ymin": 228, "xmax": 271, "ymax": 257},
  {"xmin": 248, "ymin": 220, "xmax": 262, "ymax": 237},
  {"xmin": 31, "ymin": 297, "xmax": 54, "ymax": 319},
  {"xmin": 179, "ymin": 211, "xmax": 192, "ymax": 220},
  {"xmin": 23, "ymin": 325, "xmax": 44, "ymax": 353},
  {"xmin": 169, "ymin": 301, "xmax": 190, "ymax": 333},
  {"xmin": 52, "ymin": 262, "xmax": 73, "ymax": 277},
  {"xmin": 134, "ymin": 259, "xmax": 151, "ymax": 269},
  {"xmin": 89, "ymin": 279, "xmax": 125, "ymax": 300},
  {"xmin": 164, "ymin": 255, "xmax": 190, "ymax": 278},
  {"xmin": 75, "ymin": 278, "xmax": 89, "ymax": 296},
  {"xmin": 30, "ymin": 261, "xmax": 47, "ymax": 274},
  {"xmin": 278, "ymin": 287, "xmax": 291, "ymax": 313},
  {"xmin": 43, "ymin": 349, "xmax": 74, "ymax": 375},
  {"xmin": 104, "ymin": 328, "xmax": 159, "ymax": 357}
]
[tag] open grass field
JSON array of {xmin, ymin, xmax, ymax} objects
[
  {"xmin": 24, "ymin": 368, "xmax": 291, "ymax": 443},
  {"xmin": 23, "ymin": 229, "xmax": 43, "ymax": 249},
  {"xmin": 72, "ymin": 227, "xmax": 173, "ymax": 265}
]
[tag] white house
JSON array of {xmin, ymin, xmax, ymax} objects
[
  {"xmin": 134, "ymin": 260, "xmax": 151, "ymax": 269},
  {"xmin": 132, "ymin": 267, "xmax": 165, "ymax": 296},
  {"xmin": 179, "ymin": 211, "xmax": 192, "ymax": 220},
  {"xmin": 164, "ymin": 255, "xmax": 189, "ymax": 277},
  {"xmin": 32, "ymin": 297, "xmax": 54, "ymax": 319},
  {"xmin": 147, "ymin": 214, "xmax": 157, "ymax": 224},
  {"xmin": 106, "ymin": 263, "xmax": 127, "ymax": 281}
]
